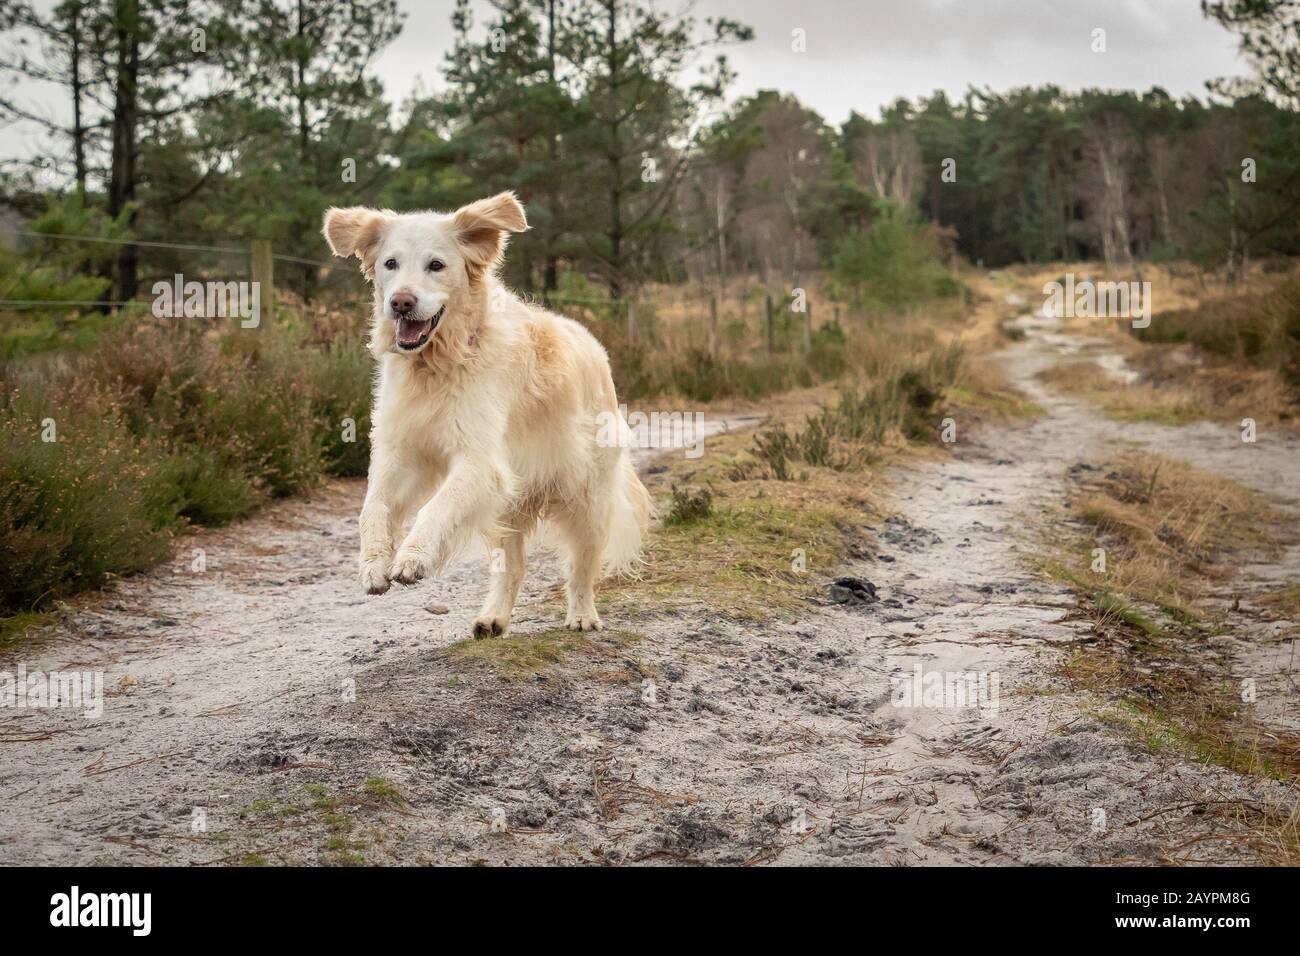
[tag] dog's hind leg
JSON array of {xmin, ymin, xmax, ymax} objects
[{"xmin": 472, "ymin": 520, "xmax": 529, "ymax": 639}]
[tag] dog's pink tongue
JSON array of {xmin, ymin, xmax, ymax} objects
[{"xmin": 397, "ymin": 317, "xmax": 429, "ymax": 344}]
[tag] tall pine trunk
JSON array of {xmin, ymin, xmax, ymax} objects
[
  {"xmin": 107, "ymin": 0, "xmax": 140, "ymax": 302},
  {"xmin": 604, "ymin": 0, "xmax": 624, "ymax": 300},
  {"xmin": 70, "ymin": 3, "xmax": 87, "ymax": 204},
  {"xmin": 543, "ymin": 0, "xmax": 560, "ymax": 296}
]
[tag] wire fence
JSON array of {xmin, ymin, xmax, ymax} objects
[
  {"xmin": 1, "ymin": 229, "xmax": 337, "ymax": 311},
  {"xmin": 13, "ymin": 229, "xmax": 333, "ymax": 266},
  {"xmin": 3, "ymin": 230, "xmax": 852, "ymax": 361}
]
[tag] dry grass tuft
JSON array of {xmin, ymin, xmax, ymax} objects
[
  {"xmin": 607, "ymin": 425, "xmax": 868, "ymax": 621},
  {"xmin": 1020, "ymin": 261, "xmax": 1299, "ymax": 425},
  {"xmin": 1038, "ymin": 360, "xmax": 1209, "ymax": 425},
  {"xmin": 1039, "ymin": 357, "xmax": 1294, "ymax": 426},
  {"xmin": 1045, "ymin": 452, "xmax": 1283, "ymax": 621},
  {"xmin": 444, "ymin": 627, "xmax": 644, "ymax": 680},
  {"xmin": 1259, "ymin": 583, "xmax": 1300, "ymax": 620},
  {"xmin": 1042, "ymin": 451, "xmax": 1300, "ymax": 861}
]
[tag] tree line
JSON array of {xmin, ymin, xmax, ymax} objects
[{"xmin": 2, "ymin": 0, "xmax": 1297, "ymax": 306}]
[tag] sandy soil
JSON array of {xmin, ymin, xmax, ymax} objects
[{"xmin": 2, "ymin": 301, "xmax": 1297, "ymax": 866}]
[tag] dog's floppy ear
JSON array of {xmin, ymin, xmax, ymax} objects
[
  {"xmin": 452, "ymin": 192, "xmax": 529, "ymax": 280},
  {"xmin": 322, "ymin": 207, "xmax": 390, "ymax": 266}
]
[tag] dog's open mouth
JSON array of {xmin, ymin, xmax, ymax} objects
[{"xmin": 395, "ymin": 306, "xmax": 444, "ymax": 351}]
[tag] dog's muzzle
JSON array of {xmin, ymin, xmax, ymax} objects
[{"xmin": 395, "ymin": 305, "xmax": 445, "ymax": 351}]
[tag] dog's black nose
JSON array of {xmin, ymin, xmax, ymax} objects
[{"xmin": 390, "ymin": 292, "xmax": 416, "ymax": 316}]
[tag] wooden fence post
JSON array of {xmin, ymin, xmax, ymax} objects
[
  {"xmin": 953, "ymin": 258, "xmax": 965, "ymax": 318},
  {"xmin": 626, "ymin": 298, "xmax": 637, "ymax": 343},
  {"xmin": 803, "ymin": 299, "xmax": 813, "ymax": 352},
  {"xmin": 709, "ymin": 295, "xmax": 719, "ymax": 359},
  {"xmin": 765, "ymin": 294, "xmax": 774, "ymax": 356},
  {"xmin": 250, "ymin": 239, "xmax": 274, "ymax": 319}
]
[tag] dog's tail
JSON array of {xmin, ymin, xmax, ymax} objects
[{"xmin": 602, "ymin": 453, "xmax": 653, "ymax": 576}]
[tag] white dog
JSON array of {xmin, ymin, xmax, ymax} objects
[{"xmin": 322, "ymin": 192, "xmax": 651, "ymax": 637}]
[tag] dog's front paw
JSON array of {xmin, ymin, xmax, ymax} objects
[
  {"xmin": 564, "ymin": 612, "xmax": 602, "ymax": 632},
  {"xmin": 360, "ymin": 562, "xmax": 391, "ymax": 595},
  {"xmin": 471, "ymin": 614, "xmax": 510, "ymax": 639},
  {"xmin": 389, "ymin": 548, "xmax": 430, "ymax": 586}
]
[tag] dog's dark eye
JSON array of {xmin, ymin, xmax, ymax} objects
[
  {"xmin": 384, "ymin": 258, "xmax": 397, "ymax": 270},
  {"xmin": 428, "ymin": 259, "xmax": 445, "ymax": 273}
]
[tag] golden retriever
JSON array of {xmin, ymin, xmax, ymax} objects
[{"xmin": 322, "ymin": 192, "xmax": 651, "ymax": 638}]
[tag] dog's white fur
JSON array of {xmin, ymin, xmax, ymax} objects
[{"xmin": 322, "ymin": 192, "xmax": 651, "ymax": 637}]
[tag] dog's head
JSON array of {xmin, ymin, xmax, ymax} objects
[{"xmin": 321, "ymin": 192, "xmax": 528, "ymax": 356}]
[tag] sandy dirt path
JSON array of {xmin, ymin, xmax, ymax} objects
[{"xmin": 2, "ymin": 302, "xmax": 1296, "ymax": 866}]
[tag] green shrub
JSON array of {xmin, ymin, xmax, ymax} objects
[
  {"xmin": 153, "ymin": 447, "xmax": 258, "ymax": 526},
  {"xmin": 832, "ymin": 205, "xmax": 960, "ymax": 311},
  {"xmin": 669, "ymin": 349, "xmax": 729, "ymax": 403},
  {"xmin": 752, "ymin": 428, "xmax": 795, "ymax": 480},
  {"xmin": 665, "ymin": 485, "xmax": 714, "ymax": 525},
  {"xmin": 85, "ymin": 322, "xmax": 327, "ymax": 498},
  {"xmin": 0, "ymin": 389, "xmax": 176, "ymax": 611},
  {"xmin": 1135, "ymin": 274, "xmax": 1300, "ymax": 384},
  {"xmin": 0, "ymin": 197, "xmax": 130, "ymax": 359},
  {"xmin": 752, "ymin": 339, "xmax": 965, "ymax": 478},
  {"xmin": 609, "ymin": 340, "xmax": 849, "ymax": 404},
  {"xmin": 0, "ymin": 307, "xmax": 373, "ymax": 618},
  {"xmin": 314, "ymin": 337, "xmax": 374, "ymax": 477}
]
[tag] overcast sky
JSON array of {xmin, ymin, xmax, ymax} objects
[{"xmin": 2, "ymin": 0, "xmax": 1249, "ymax": 167}]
